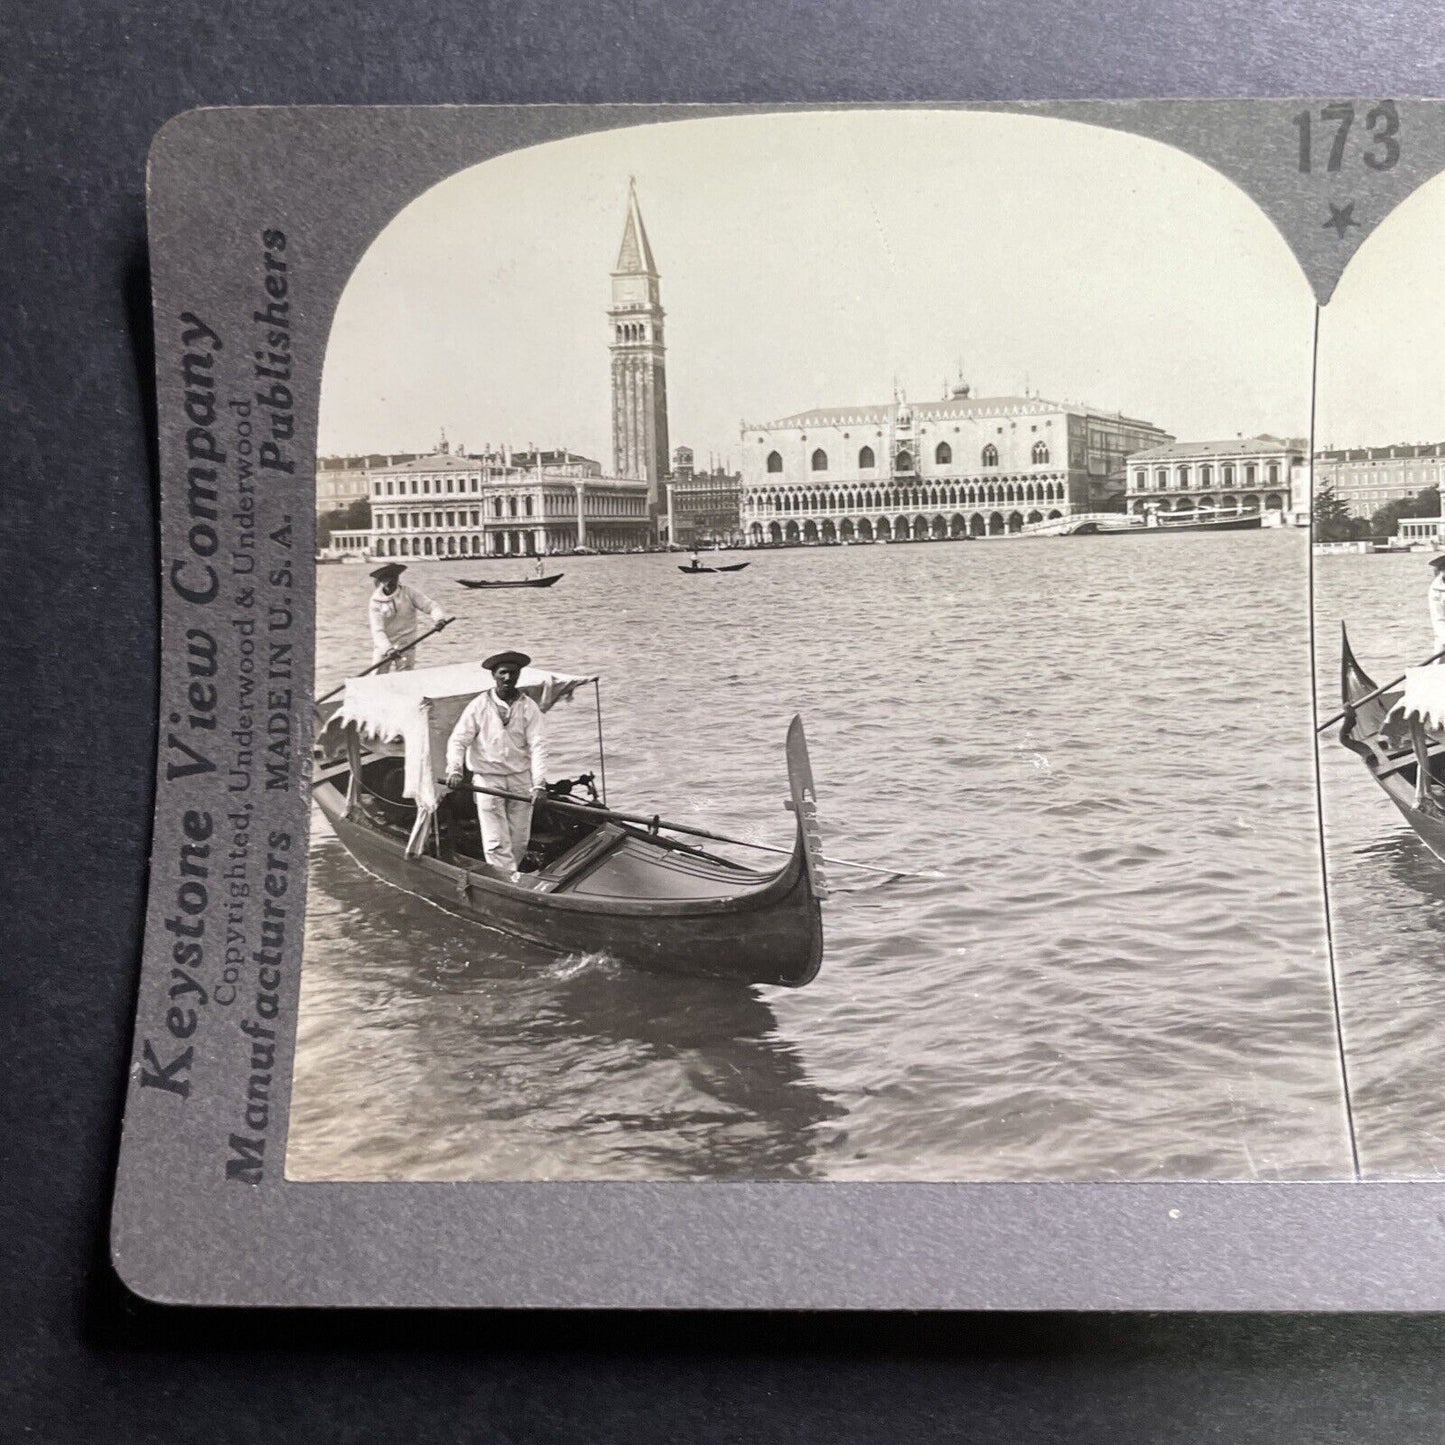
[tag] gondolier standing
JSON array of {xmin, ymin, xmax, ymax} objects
[
  {"xmin": 368, "ymin": 562, "xmax": 451, "ymax": 672},
  {"xmin": 1401, "ymin": 551, "xmax": 1445, "ymax": 812},
  {"xmin": 445, "ymin": 650, "xmax": 548, "ymax": 876}
]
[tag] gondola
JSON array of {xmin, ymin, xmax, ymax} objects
[
  {"xmin": 1336, "ymin": 625, "xmax": 1445, "ymax": 864},
  {"xmin": 1072, "ymin": 513, "xmax": 1263, "ymax": 535},
  {"xmin": 1149, "ymin": 513, "xmax": 1263, "ymax": 533},
  {"xmin": 312, "ymin": 661, "xmax": 825, "ymax": 986},
  {"xmin": 678, "ymin": 561, "xmax": 751, "ymax": 574},
  {"xmin": 456, "ymin": 573, "xmax": 564, "ymax": 589}
]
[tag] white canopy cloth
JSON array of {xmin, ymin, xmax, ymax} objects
[
  {"xmin": 1384, "ymin": 665, "xmax": 1445, "ymax": 737},
  {"xmin": 332, "ymin": 661, "xmax": 596, "ymax": 816}
]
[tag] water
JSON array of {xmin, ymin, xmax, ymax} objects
[
  {"xmin": 1314, "ymin": 553, "xmax": 1445, "ymax": 1180},
  {"xmin": 287, "ymin": 533, "xmax": 1356, "ymax": 1182}
]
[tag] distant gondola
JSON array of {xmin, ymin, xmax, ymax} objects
[
  {"xmin": 456, "ymin": 573, "xmax": 564, "ymax": 589},
  {"xmin": 1070, "ymin": 513, "xmax": 1264, "ymax": 535},
  {"xmin": 312, "ymin": 662, "xmax": 825, "ymax": 986},
  {"xmin": 1336, "ymin": 624, "xmax": 1445, "ymax": 864},
  {"xmin": 1147, "ymin": 513, "xmax": 1263, "ymax": 533},
  {"xmin": 679, "ymin": 561, "xmax": 751, "ymax": 574}
]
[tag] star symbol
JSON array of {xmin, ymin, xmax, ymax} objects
[{"xmin": 1323, "ymin": 201, "xmax": 1360, "ymax": 239}]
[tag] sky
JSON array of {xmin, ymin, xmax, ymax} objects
[
  {"xmin": 1316, "ymin": 168, "xmax": 1445, "ymax": 451},
  {"xmin": 319, "ymin": 109, "xmax": 1320, "ymax": 466}
]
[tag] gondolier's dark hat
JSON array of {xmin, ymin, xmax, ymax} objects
[
  {"xmin": 483, "ymin": 650, "xmax": 531, "ymax": 672},
  {"xmin": 370, "ymin": 562, "xmax": 407, "ymax": 580},
  {"xmin": 1430, "ymin": 552, "xmax": 1445, "ymax": 569}
]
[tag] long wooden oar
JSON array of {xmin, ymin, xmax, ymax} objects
[
  {"xmin": 1316, "ymin": 644, "xmax": 1445, "ymax": 733},
  {"xmin": 442, "ymin": 777, "xmax": 913, "ymax": 879},
  {"xmin": 316, "ymin": 619, "xmax": 452, "ymax": 706}
]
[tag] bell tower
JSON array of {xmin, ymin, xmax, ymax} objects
[{"xmin": 609, "ymin": 179, "xmax": 670, "ymax": 519}]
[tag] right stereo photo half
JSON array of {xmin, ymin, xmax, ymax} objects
[{"xmin": 1315, "ymin": 169, "xmax": 1445, "ymax": 1179}]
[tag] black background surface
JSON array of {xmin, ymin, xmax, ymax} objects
[{"xmin": 8, "ymin": 0, "xmax": 1445, "ymax": 1438}]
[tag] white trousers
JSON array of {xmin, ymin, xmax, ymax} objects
[
  {"xmin": 473, "ymin": 772, "xmax": 534, "ymax": 873},
  {"xmin": 372, "ymin": 640, "xmax": 415, "ymax": 673}
]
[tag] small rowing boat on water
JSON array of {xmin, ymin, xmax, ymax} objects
[
  {"xmin": 679, "ymin": 561, "xmax": 750, "ymax": 574},
  {"xmin": 312, "ymin": 662, "xmax": 825, "ymax": 985},
  {"xmin": 1336, "ymin": 625, "xmax": 1445, "ymax": 864},
  {"xmin": 1071, "ymin": 513, "xmax": 1264, "ymax": 535},
  {"xmin": 1150, "ymin": 513, "xmax": 1263, "ymax": 533},
  {"xmin": 456, "ymin": 573, "xmax": 564, "ymax": 589}
]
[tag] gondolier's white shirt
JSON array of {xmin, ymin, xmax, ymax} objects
[
  {"xmin": 1431, "ymin": 574, "xmax": 1445, "ymax": 647},
  {"xmin": 369, "ymin": 582, "xmax": 445, "ymax": 654},
  {"xmin": 446, "ymin": 690, "xmax": 548, "ymax": 787}
]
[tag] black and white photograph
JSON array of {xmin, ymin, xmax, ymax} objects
[
  {"xmin": 285, "ymin": 109, "xmax": 1354, "ymax": 1185},
  {"xmin": 1312, "ymin": 167, "xmax": 1445, "ymax": 1178}
]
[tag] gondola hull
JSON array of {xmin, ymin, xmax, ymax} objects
[
  {"xmin": 311, "ymin": 723, "xmax": 825, "ymax": 987},
  {"xmin": 1149, "ymin": 514, "xmax": 1263, "ymax": 533},
  {"xmin": 1337, "ymin": 624, "xmax": 1445, "ymax": 864},
  {"xmin": 1073, "ymin": 514, "xmax": 1263, "ymax": 535},
  {"xmin": 457, "ymin": 573, "xmax": 564, "ymax": 588}
]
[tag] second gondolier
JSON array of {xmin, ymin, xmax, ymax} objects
[
  {"xmin": 445, "ymin": 650, "xmax": 548, "ymax": 876},
  {"xmin": 369, "ymin": 562, "xmax": 452, "ymax": 672}
]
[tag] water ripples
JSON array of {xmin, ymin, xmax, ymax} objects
[{"xmin": 288, "ymin": 533, "xmax": 1352, "ymax": 1182}]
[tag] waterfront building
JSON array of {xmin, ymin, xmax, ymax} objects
[
  {"xmin": 320, "ymin": 529, "xmax": 371, "ymax": 558},
  {"xmin": 316, "ymin": 457, "xmax": 370, "ymax": 513},
  {"xmin": 1125, "ymin": 435, "xmax": 1308, "ymax": 520},
  {"xmin": 1395, "ymin": 514, "xmax": 1445, "ymax": 548},
  {"xmin": 1390, "ymin": 482, "xmax": 1445, "ymax": 548},
  {"xmin": 610, "ymin": 181, "xmax": 670, "ymax": 522},
  {"xmin": 663, "ymin": 447, "xmax": 743, "ymax": 547},
  {"xmin": 738, "ymin": 383, "xmax": 1170, "ymax": 544},
  {"xmin": 365, "ymin": 447, "xmax": 651, "ymax": 558},
  {"xmin": 316, "ymin": 452, "xmax": 425, "ymax": 514},
  {"xmin": 1313, "ymin": 443, "xmax": 1445, "ymax": 518}
]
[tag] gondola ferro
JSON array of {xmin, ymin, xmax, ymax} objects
[{"xmin": 1336, "ymin": 624, "xmax": 1445, "ymax": 865}]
